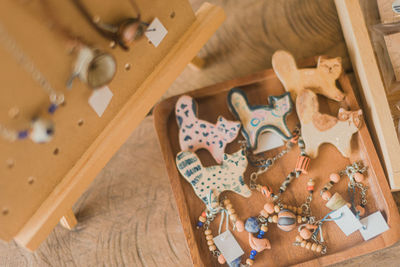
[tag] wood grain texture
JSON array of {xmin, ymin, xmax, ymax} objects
[{"xmin": 2, "ymin": 0, "xmax": 400, "ymax": 266}]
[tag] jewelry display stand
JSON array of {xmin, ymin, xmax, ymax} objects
[{"xmin": 0, "ymin": 0, "xmax": 225, "ymax": 250}]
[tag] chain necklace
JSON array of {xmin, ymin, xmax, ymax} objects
[{"xmin": 0, "ymin": 21, "xmax": 64, "ymax": 143}]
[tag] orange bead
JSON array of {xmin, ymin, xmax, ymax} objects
[
  {"xmin": 329, "ymin": 173, "xmax": 340, "ymax": 183},
  {"xmin": 218, "ymin": 254, "xmax": 226, "ymax": 264},
  {"xmin": 354, "ymin": 172, "xmax": 365, "ymax": 182},
  {"xmin": 235, "ymin": 220, "xmax": 245, "ymax": 232},
  {"xmin": 356, "ymin": 205, "xmax": 365, "ymax": 217},
  {"xmin": 264, "ymin": 203, "xmax": 275, "ymax": 214},
  {"xmin": 300, "ymin": 228, "xmax": 312, "ymax": 240},
  {"xmin": 321, "ymin": 191, "xmax": 332, "ymax": 201}
]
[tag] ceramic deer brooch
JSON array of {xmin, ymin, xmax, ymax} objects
[
  {"xmin": 296, "ymin": 89, "xmax": 363, "ymax": 158},
  {"xmin": 176, "ymin": 149, "xmax": 252, "ymax": 206},
  {"xmin": 272, "ymin": 50, "xmax": 345, "ymax": 102},
  {"xmin": 227, "ymin": 88, "xmax": 293, "ymax": 151},
  {"xmin": 175, "ymin": 95, "xmax": 241, "ymax": 164}
]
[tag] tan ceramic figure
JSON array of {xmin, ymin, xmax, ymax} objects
[
  {"xmin": 296, "ymin": 89, "xmax": 363, "ymax": 158},
  {"xmin": 272, "ymin": 50, "xmax": 345, "ymax": 102}
]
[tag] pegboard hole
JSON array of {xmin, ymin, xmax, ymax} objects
[
  {"xmin": 27, "ymin": 176, "xmax": 35, "ymax": 185},
  {"xmin": 124, "ymin": 63, "xmax": 131, "ymax": 71},
  {"xmin": 78, "ymin": 119, "xmax": 84, "ymax": 127},
  {"xmin": 109, "ymin": 41, "xmax": 117, "ymax": 49},
  {"xmin": 6, "ymin": 159, "xmax": 15, "ymax": 169},
  {"xmin": 170, "ymin": 11, "xmax": 176, "ymax": 19},
  {"xmin": 8, "ymin": 107, "xmax": 20, "ymax": 119},
  {"xmin": 2, "ymin": 208, "xmax": 9, "ymax": 216},
  {"xmin": 53, "ymin": 148, "xmax": 59, "ymax": 155}
]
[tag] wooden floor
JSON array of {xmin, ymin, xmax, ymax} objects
[{"xmin": 2, "ymin": 0, "xmax": 400, "ymax": 266}]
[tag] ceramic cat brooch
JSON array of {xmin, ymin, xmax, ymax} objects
[
  {"xmin": 176, "ymin": 149, "xmax": 252, "ymax": 206},
  {"xmin": 175, "ymin": 95, "xmax": 241, "ymax": 164},
  {"xmin": 227, "ymin": 88, "xmax": 293, "ymax": 151},
  {"xmin": 272, "ymin": 50, "xmax": 345, "ymax": 102},
  {"xmin": 296, "ymin": 89, "xmax": 363, "ymax": 158}
]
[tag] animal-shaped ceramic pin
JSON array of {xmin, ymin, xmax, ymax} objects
[
  {"xmin": 176, "ymin": 149, "xmax": 251, "ymax": 206},
  {"xmin": 227, "ymin": 88, "xmax": 293, "ymax": 151},
  {"xmin": 296, "ymin": 89, "xmax": 363, "ymax": 158},
  {"xmin": 175, "ymin": 95, "xmax": 241, "ymax": 164},
  {"xmin": 272, "ymin": 50, "xmax": 345, "ymax": 102}
]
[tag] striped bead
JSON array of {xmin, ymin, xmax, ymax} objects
[
  {"xmin": 277, "ymin": 209, "xmax": 296, "ymax": 232},
  {"xmin": 295, "ymin": 155, "xmax": 310, "ymax": 174}
]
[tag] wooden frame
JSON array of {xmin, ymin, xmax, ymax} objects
[
  {"xmin": 0, "ymin": 1, "xmax": 225, "ymax": 250},
  {"xmin": 335, "ymin": 0, "xmax": 400, "ymax": 190},
  {"xmin": 154, "ymin": 58, "xmax": 400, "ymax": 266}
]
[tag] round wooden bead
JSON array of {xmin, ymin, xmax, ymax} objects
[
  {"xmin": 218, "ymin": 254, "xmax": 226, "ymax": 264},
  {"xmin": 207, "ymin": 240, "xmax": 214, "ymax": 246},
  {"xmin": 300, "ymin": 240, "xmax": 307, "ymax": 247},
  {"xmin": 297, "ymin": 207, "xmax": 303, "ymax": 214},
  {"xmin": 246, "ymin": 259, "xmax": 254, "ymax": 266},
  {"xmin": 316, "ymin": 244, "xmax": 323, "ymax": 253},
  {"xmin": 277, "ymin": 210, "xmax": 296, "ymax": 232},
  {"xmin": 223, "ymin": 199, "xmax": 231, "ymax": 205},
  {"xmin": 230, "ymin": 213, "xmax": 238, "ymax": 221},
  {"xmin": 297, "ymin": 215, "xmax": 302, "ymax": 224},
  {"xmin": 199, "ymin": 216, "xmax": 206, "ymax": 222},
  {"xmin": 329, "ymin": 173, "xmax": 341, "ymax": 183},
  {"xmin": 321, "ymin": 191, "xmax": 332, "ymax": 201},
  {"xmin": 272, "ymin": 215, "xmax": 278, "ymax": 223},
  {"xmin": 305, "ymin": 242, "xmax": 312, "ymax": 250},
  {"xmin": 295, "ymin": 235, "xmax": 303, "ymax": 242},
  {"xmin": 300, "ymin": 228, "xmax": 312, "ymax": 240},
  {"xmin": 356, "ymin": 205, "xmax": 366, "ymax": 217},
  {"xmin": 307, "ymin": 179, "xmax": 315, "ymax": 186},
  {"xmin": 209, "ymin": 245, "xmax": 217, "ymax": 251},
  {"xmin": 283, "ymin": 204, "xmax": 288, "ymax": 209},
  {"xmin": 225, "ymin": 203, "xmax": 233, "ymax": 210},
  {"xmin": 204, "ymin": 229, "xmax": 212, "ymax": 235},
  {"xmin": 206, "ymin": 235, "xmax": 213, "ymax": 240},
  {"xmin": 236, "ymin": 220, "xmax": 245, "ymax": 232},
  {"xmin": 354, "ymin": 172, "xmax": 365, "ymax": 182},
  {"xmin": 264, "ymin": 203, "xmax": 275, "ymax": 214},
  {"xmin": 287, "ymin": 205, "xmax": 292, "ymax": 211},
  {"xmin": 261, "ymin": 225, "xmax": 268, "ymax": 232},
  {"xmin": 311, "ymin": 243, "xmax": 317, "ymax": 252},
  {"xmin": 260, "ymin": 209, "xmax": 269, "ymax": 218},
  {"xmin": 274, "ymin": 205, "xmax": 281, "ymax": 213},
  {"xmin": 228, "ymin": 208, "xmax": 235, "ymax": 215}
]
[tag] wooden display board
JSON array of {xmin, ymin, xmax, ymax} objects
[{"xmin": 0, "ymin": 0, "xmax": 225, "ymax": 250}]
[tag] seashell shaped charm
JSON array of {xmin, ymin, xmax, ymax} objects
[{"xmin": 67, "ymin": 45, "xmax": 116, "ymax": 89}]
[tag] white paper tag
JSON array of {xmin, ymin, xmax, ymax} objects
[
  {"xmin": 359, "ymin": 211, "xmax": 390, "ymax": 241},
  {"xmin": 213, "ymin": 230, "xmax": 244, "ymax": 263},
  {"xmin": 330, "ymin": 205, "xmax": 363, "ymax": 236},
  {"xmin": 253, "ymin": 132, "xmax": 285, "ymax": 154},
  {"xmin": 145, "ymin": 18, "xmax": 168, "ymax": 47},
  {"xmin": 88, "ymin": 86, "xmax": 113, "ymax": 117}
]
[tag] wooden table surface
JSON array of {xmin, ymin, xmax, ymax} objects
[{"xmin": 1, "ymin": 0, "xmax": 400, "ymax": 266}]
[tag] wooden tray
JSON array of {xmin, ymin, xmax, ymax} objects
[{"xmin": 153, "ymin": 58, "xmax": 400, "ymax": 266}]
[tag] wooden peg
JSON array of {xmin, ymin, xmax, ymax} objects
[{"xmin": 59, "ymin": 208, "xmax": 78, "ymax": 230}]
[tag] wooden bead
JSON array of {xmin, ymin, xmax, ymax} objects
[
  {"xmin": 321, "ymin": 191, "xmax": 332, "ymax": 201},
  {"xmin": 305, "ymin": 242, "xmax": 312, "ymax": 250},
  {"xmin": 236, "ymin": 220, "xmax": 245, "ymax": 232},
  {"xmin": 260, "ymin": 209, "xmax": 269, "ymax": 218},
  {"xmin": 274, "ymin": 205, "xmax": 280, "ymax": 213},
  {"xmin": 264, "ymin": 203, "xmax": 275, "ymax": 214},
  {"xmin": 283, "ymin": 204, "xmax": 288, "ymax": 209},
  {"xmin": 207, "ymin": 240, "xmax": 214, "ymax": 246},
  {"xmin": 356, "ymin": 205, "xmax": 366, "ymax": 217},
  {"xmin": 268, "ymin": 216, "xmax": 273, "ymax": 223},
  {"xmin": 218, "ymin": 254, "xmax": 226, "ymax": 264},
  {"xmin": 300, "ymin": 240, "xmax": 307, "ymax": 247},
  {"xmin": 297, "ymin": 207, "xmax": 303, "ymax": 214},
  {"xmin": 230, "ymin": 213, "xmax": 238, "ymax": 221},
  {"xmin": 329, "ymin": 173, "xmax": 340, "ymax": 183},
  {"xmin": 297, "ymin": 215, "xmax": 302, "ymax": 224},
  {"xmin": 209, "ymin": 245, "xmax": 217, "ymax": 251},
  {"xmin": 307, "ymin": 179, "xmax": 315, "ymax": 186},
  {"xmin": 228, "ymin": 208, "xmax": 236, "ymax": 215},
  {"xmin": 354, "ymin": 172, "xmax": 365, "ymax": 182},
  {"xmin": 300, "ymin": 228, "xmax": 312, "ymax": 240},
  {"xmin": 272, "ymin": 214, "xmax": 278, "ymax": 223},
  {"xmin": 311, "ymin": 243, "xmax": 317, "ymax": 252},
  {"xmin": 295, "ymin": 235, "xmax": 303, "ymax": 242},
  {"xmin": 261, "ymin": 225, "xmax": 268, "ymax": 232},
  {"xmin": 246, "ymin": 259, "xmax": 254, "ymax": 266},
  {"xmin": 316, "ymin": 244, "xmax": 323, "ymax": 253},
  {"xmin": 223, "ymin": 199, "xmax": 231, "ymax": 205},
  {"xmin": 287, "ymin": 205, "xmax": 292, "ymax": 211},
  {"xmin": 204, "ymin": 229, "xmax": 212, "ymax": 235},
  {"xmin": 199, "ymin": 216, "xmax": 206, "ymax": 222},
  {"xmin": 225, "ymin": 203, "xmax": 233, "ymax": 210},
  {"xmin": 206, "ymin": 234, "xmax": 213, "ymax": 240}
]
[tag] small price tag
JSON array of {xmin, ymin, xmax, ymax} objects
[
  {"xmin": 253, "ymin": 132, "xmax": 284, "ymax": 154},
  {"xmin": 145, "ymin": 18, "xmax": 168, "ymax": 47},
  {"xmin": 213, "ymin": 230, "xmax": 244, "ymax": 263},
  {"xmin": 330, "ymin": 205, "xmax": 363, "ymax": 236},
  {"xmin": 88, "ymin": 86, "xmax": 113, "ymax": 117},
  {"xmin": 359, "ymin": 211, "xmax": 390, "ymax": 241}
]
